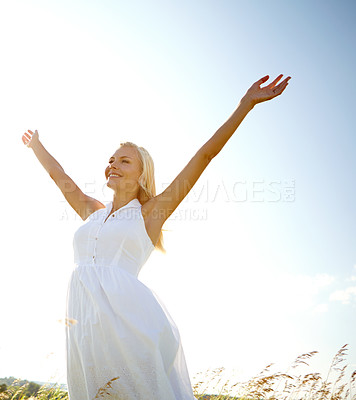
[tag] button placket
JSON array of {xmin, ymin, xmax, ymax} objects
[
  {"xmin": 91, "ymin": 203, "xmax": 133, "ymax": 264},
  {"xmin": 92, "ymin": 214, "xmax": 108, "ymax": 264}
]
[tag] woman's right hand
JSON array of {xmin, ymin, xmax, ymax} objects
[{"xmin": 22, "ymin": 129, "xmax": 39, "ymax": 148}]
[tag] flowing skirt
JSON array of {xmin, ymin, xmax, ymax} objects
[{"xmin": 65, "ymin": 264, "xmax": 197, "ymax": 400}]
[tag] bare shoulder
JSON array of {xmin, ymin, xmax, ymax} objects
[{"xmin": 82, "ymin": 198, "xmax": 106, "ymax": 220}]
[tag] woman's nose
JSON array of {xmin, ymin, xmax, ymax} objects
[{"xmin": 110, "ymin": 164, "xmax": 122, "ymax": 174}]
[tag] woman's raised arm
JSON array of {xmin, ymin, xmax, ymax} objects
[
  {"xmin": 22, "ymin": 130, "xmax": 105, "ymax": 220},
  {"xmin": 143, "ymin": 74, "xmax": 291, "ymax": 230}
]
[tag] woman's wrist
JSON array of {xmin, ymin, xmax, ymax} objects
[
  {"xmin": 240, "ymin": 95, "xmax": 255, "ymax": 111},
  {"xmin": 29, "ymin": 138, "xmax": 41, "ymax": 151}
]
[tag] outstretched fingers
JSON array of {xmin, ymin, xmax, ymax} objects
[
  {"xmin": 256, "ymin": 74, "xmax": 291, "ymax": 90},
  {"xmin": 267, "ymin": 74, "xmax": 284, "ymax": 89},
  {"xmin": 272, "ymin": 78, "xmax": 290, "ymax": 96},
  {"xmin": 22, "ymin": 129, "xmax": 37, "ymax": 147},
  {"xmin": 254, "ymin": 75, "xmax": 270, "ymax": 87},
  {"xmin": 247, "ymin": 74, "xmax": 291, "ymax": 105}
]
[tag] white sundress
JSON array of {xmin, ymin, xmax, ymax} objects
[{"xmin": 65, "ymin": 198, "xmax": 197, "ymax": 400}]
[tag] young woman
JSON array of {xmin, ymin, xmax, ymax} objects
[{"xmin": 22, "ymin": 74, "xmax": 291, "ymax": 399}]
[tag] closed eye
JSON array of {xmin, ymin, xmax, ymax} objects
[{"xmin": 108, "ymin": 157, "xmax": 130, "ymax": 164}]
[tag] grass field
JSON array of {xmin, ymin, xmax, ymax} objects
[{"xmin": 1, "ymin": 345, "xmax": 355, "ymax": 399}]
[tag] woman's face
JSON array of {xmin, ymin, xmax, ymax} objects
[{"xmin": 105, "ymin": 146, "xmax": 142, "ymax": 194}]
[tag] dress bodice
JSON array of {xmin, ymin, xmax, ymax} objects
[{"xmin": 73, "ymin": 198, "xmax": 154, "ymax": 277}]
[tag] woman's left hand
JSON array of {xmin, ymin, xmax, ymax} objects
[{"xmin": 243, "ymin": 74, "xmax": 291, "ymax": 108}]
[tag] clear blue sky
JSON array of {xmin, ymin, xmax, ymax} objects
[{"xmin": 0, "ymin": 0, "xmax": 355, "ymax": 391}]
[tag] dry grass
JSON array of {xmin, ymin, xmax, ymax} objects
[
  {"xmin": 191, "ymin": 344, "xmax": 356, "ymax": 400},
  {"xmin": 1, "ymin": 345, "xmax": 355, "ymax": 399},
  {"xmin": 0, "ymin": 379, "xmax": 68, "ymax": 399},
  {"xmin": 93, "ymin": 376, "xmax": 120, "ymax": 399}
]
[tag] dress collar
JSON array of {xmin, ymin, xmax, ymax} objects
[{"xmin": 105, "ymin": 198, "xmax": 142, "ymax": 214}]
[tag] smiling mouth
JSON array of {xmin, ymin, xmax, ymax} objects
[{"xmin": 108, "ymin": 173, "xmax": 122, "ymax": 179}]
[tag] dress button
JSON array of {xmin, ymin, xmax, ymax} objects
[{"xmin": 112, "ymin": 214, "xmax": 115, "ymax": 217}]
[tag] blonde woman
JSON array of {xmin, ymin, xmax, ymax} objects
[{"xmin": 22, "ymin": 74, "xmax": 291, "ymax": 399}]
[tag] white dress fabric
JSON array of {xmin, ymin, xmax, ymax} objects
[{"xmin": 66, "ymin": 198, "xmax": 196, "ymax": 400}]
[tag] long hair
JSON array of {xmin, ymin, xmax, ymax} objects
[{"xmin": 120, "ymin": 142, "xmax": 165, "ymax": 253}]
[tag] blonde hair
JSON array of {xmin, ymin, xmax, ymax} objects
[{"xmin": 119, "ymin": 142, "xmax": 165, "ymax": 253}]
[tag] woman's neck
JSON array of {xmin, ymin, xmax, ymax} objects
[{"xmin": 111, "ymin": 193, "xmax": 138, "ymax": 212}]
